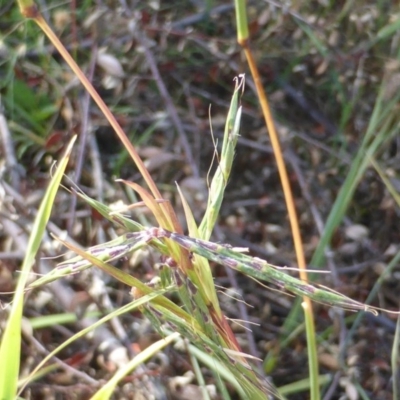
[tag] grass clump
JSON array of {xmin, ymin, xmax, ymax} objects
[{"xmin": 1, "ymin": 1, "xmax": 400, "ymax": 399}]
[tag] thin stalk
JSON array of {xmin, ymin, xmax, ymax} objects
[
  {"xmin": 233, "ymin": 1, "xmax": 319, "ymax": 398},
  {"xmin": 392, "ymin": 311, "xmax": 400, "ymax": 400},
  {"xmin": 18, "ymin": 3, "xmax": 176, "ymax": 227}
]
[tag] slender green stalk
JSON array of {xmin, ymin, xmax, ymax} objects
[
  {"xmin": 91, "ymin": 332, "xmax": 181, "ymax": 399},
  {"xmin": 392, "ymin": 312, "xmax": 400, "ymax": 399},
  {"xmin": 303, "ymin": 301, "xmax": 319, "ymax": 398},
  {"xmin": 234, "ymin": 0, "xmax": 249, "ymax": 44}
]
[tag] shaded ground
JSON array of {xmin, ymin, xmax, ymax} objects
[{"xmin": 1, "ymin": 1, "xmax": 399, "ymax": 399}]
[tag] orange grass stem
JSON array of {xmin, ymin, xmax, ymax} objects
[
  {"xmin": 239, "ymin": 37, "xmax": 320, "ymax": 398},
  {"xmin": 26, "ymin": 9, "xmax": 173, "ymax": 218},
  {"xmin": 240, "ymin": 41, "xmax": 309, "ymax": 284},
  {"xmin": 35, "ymin": 16, "xmax": 155, "ymax": 194}
]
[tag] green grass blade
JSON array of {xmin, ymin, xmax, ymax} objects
[
  {"xmin": 186, "ymin": 342, "xmax": 212, "ymax": 400},
  {"xmin": 176, "ymin": 184, "xmax": 220, "ymax": 312},
  {"xmin": 303, "ymin": 301, "xmax": 319, "ymax": 398},
  {"xmin": 90, "ymin": 332, "xmax": 180, "ymax": 400},
  {"xmin": 18, "ymin": 290, "xmax": 169, "ymax": 395},
  {"xmin": 175, "ymin": 76, "xmax": 245, "ymax": 325},
  {"xmin": 392, "ymin": 312, "xmax": 400, "ymax": 399},
  {"xmin": 310, "ymin": 88, "xmax": 399, "ymax": 270},
  {"xmin": 74, "ymin": 189, "xmax": 144, "ymax": 232},
  {"xmin": 0, "ymin": 136, "xmax": 76, "ymax": 400},
  {"xmin": 186, "ymin": 343, "xmax": 242, "ymax": 398},
  {"xmin": 283, "ymin": 80, "xmax": 400, "ymax": 332},
  {"xmin": 278, "ymin": 374, "xmax": 331, "ymax": 396},
  {"xmin": 199, "ymin": 75, "xmax": 243, "ymax": 240},
  {"xmin": 370, "ymin": 157, "xmax": 400, "ymax": 207}
]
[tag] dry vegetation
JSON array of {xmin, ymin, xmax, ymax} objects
[{"xmin": 1, "ymin": 1, "xmax": 400, "ymax": 399}]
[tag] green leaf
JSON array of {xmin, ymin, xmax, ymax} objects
[{"xmin": 0, "ymin": 136, "xmax": 76, "ymax": 400}]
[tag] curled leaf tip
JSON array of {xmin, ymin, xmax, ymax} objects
[{"xmin": 366, "ymin": 306, "xmax": 379, "ymax": 316}]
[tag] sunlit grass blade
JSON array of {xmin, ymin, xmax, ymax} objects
[
  {"xmin": 310, "ymin": 90, "xmax": 400, "ymax": 270},
  {"xmin": 184, "ymin": 341, "xmax": 245, "ymax": 399},
  {"xmin": 145, "ymin": 304, "xmax": 280, "ymax": 399},
  {"xmin": 73, "ymin": 189, "xmax": 144, "ymax": 232},
  {"xmin": 90, "ymin": 332, "xmax": 180, "ymax": 400},
  {"xmin": 392, "ymin": 312, "xmax": 400, "ymax": 399},
  {"xmin": 175, "ymin": 74, "xmax": 245, "ymax": 318},
  {"xmin": 176, "ymin": 184, "xmax": 221, "ymax": 313},
  {"xmin": 284, "ymin": 79, "xmax": 400, "ymax": 334},
  {"xmin": 370, "ymin": 157, "xmax": 400, "ymax": 207},
  {"xmin": 278, "ymin": 374, "xmax": 331, "ymax": 397},
  {"xmin": 199, "ymin": 74, "xmax": 244, "ymax": 240},
  {"xmin": 0, "ymin": 136, "xmax": 76, "ymax": 400},
  {"xmin": 18, "ymin": 290, "xmax": 170, "ymax": 395}
]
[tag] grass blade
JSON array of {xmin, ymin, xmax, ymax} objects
[
  {"xmin": 199, "ymin": 75, "xmax": 243, "ymax": 240},
  {"xmin": 90, "ymin": 332, "xmax": 180, "ymax": 400},
  {"xmin": 0, "ymin": 136, "xmax": 76, "ymax": 400},
  {"xmin": 392, "ymin": 312, "xmax": 400, "ymax": 399},
  {"xmin": 18, "ymin": 290, "xmax": 169, "ymax": 395}
]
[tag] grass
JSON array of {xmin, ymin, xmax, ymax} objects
[{"xmin": 1, "ymin": 1, "xmax": 400, "ymax": 399}]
